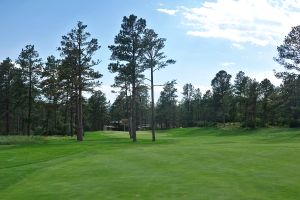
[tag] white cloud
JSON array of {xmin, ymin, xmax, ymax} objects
[
  {"xmin": 157, "ymin": 8, "xmax": 178, "ymax": 15},
  {"xmin": 232, "ymin": 43, "xmax": 245, "ymax": 50},
  {"xmin": 249, "ymin": 70, "xmax": 281, "ymax": 86},
  {"xmin": 221, "ymin": 62, "xmax": 235, "ymax": 68},
  {"xmin": 92, "ymin": 85, "xmax": 118, "ymax": 103},
  {"xmin": 161, "ymin": 0, "xmax": 300, "ymax": 46}
]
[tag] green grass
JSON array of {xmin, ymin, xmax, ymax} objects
[
  {"xmin": 1, "ymin": 127, "xmax": 300, "ymax": 199},
  {"xmin": 0, "ymin": 135, "xmax": 47, "ymax": 145}
]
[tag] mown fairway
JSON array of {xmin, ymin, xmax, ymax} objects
[{"xmin": 1, "ymin": 128, "xmax": 300, "ymax": 200}]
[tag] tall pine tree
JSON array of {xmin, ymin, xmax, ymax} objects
[
  {"xmin": 16, "ymin": 45, "xmax": 42, "ymax": 135},
  {"xmin": 109, "ymin": 15, "xmax": 147, "ymax": 142},
  {"xmin": 58, "ymin": 21, "xmax": 102, "ymax": 141}
]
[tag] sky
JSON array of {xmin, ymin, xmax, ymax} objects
[{"xmin": 1, "ymin": 0, "xmax": 300, "ymax": 102}]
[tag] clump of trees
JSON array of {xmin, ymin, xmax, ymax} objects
[
  {"xmin": 108, "ymin": 14, "xmax": 174, "ymax": 142},
  {"xmin": 0, "ymin": 22, "xmax": 106, "ymax": 141},
  {"xmin": 1, "ymin": 17, "xmax": 300, "ymax": 141}
]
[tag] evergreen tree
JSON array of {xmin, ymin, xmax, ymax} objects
[
  {"xmin": 143, "ymin": 28, "xmax": 175, "ymax": 141},
  {"xmin": 136, "ymin": 85, "xmax": 150, "ymax": 130},
  {"xmin": 275, "ymin": 25, "xmax": 300, "ymax": 127},
  {"xmin": 244, "ymin": 79, "xmax": 259, "ymax": 128},
  {"xmin": 233, "ymin": 71, "xmax": 250, "ymax": 122},
  {"xmin": 211, "ymin": 70, "xmax": 232, "ymax": 124},
  {"xmin": 259, "ymin": 78, "xmax": 275, "ymax": 126},
  {"xmin": 181, "ymin": 83, "xmax": 194, "ymax": 127},
  {"xmin": 16, "ymin": 45, "xmax": 42, "ymax": 135},
  {"xmin": 202, "ymin": 90, "xmax": 214, "ymax": 124},
  {"xmin": 110, "ymin": 92, "xmax": 128, "ymax": 128},
  {"xmin": 40, "ymin": 55, "xmax": 61, "ymax": 134},
  {"xmin": 87, "ymin": 91, "xmax": 109, "ymax": 131},
  {"xmin": 0, "ymin": 58, "xmax": 15, "ymax": 134},
  {"xmin": 192, "ymin": 88, "xmax": 202, "ymax": 124},
  {"xmin": 58, "ymin": 21, "xmax": 102, "ymax": 141},
  {"xmin": 279, "ymin": 74, "xmax": 300, "ymax": 126},
  {"xmin": 109, "ymin": 14, "xmax": 147, "ymax": 142},
  {"xmin": 156, "ymin": 80, "xmax": 178, "ymax": 128},
  {"xmin": 275, "ymin": 25, "xmax": 300, "ymax": 74}
]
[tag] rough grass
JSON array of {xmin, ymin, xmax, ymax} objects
[
  {"xmin": 1, "ymin": 128, "xmax": 300, "ymax": 200},
  {"xmin": 0, "ymin": 135, "xmax": 46, "ymax": 145}
]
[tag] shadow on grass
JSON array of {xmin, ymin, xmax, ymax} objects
[
  {"xmin": 84, "ymin": 136, "xmax": 176, "ymax": 146},
  {"xmin": 161, "ymin": 127, "xmax": 300, "ymax": 139}
]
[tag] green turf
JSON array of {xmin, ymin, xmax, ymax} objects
[{"xmin": 1, "ymin": 127, "xmax": 300, "ymax": 200}]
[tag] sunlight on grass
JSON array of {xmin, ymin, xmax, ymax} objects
[{"xmin": 1, "ymin": 128, "xmax": 300, "ymax": 200}]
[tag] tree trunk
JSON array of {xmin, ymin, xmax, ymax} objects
[
  {"xmin": 151, "ymin": 66, "xmax": 156, "ymax": 142},
  {"xmin": 76, "ymin": 41, "xmax": 84, "ymax": 141},
  {"xmin": 27, "ymin": 65, "xmax": 32, "ymax": 136},
  {"xmin": 54, "ymin": 101, "xmax": 57, "ymax": 132},
  {"xmin": 17, "ymin": 115, "xmax": 20, "ymax": 135},
  {"xmin": 76, "ymin": 88, "xmax": 83, "ymax": 141},
  {"xmin": 64, "ymin": 94, "xmax": 68, "ymax": 125},
  {"xmin": 5, "ymin": 90, "xmax": 10, "ymax": 134},
  {"xmin": 46, "ymin": 107, "xmax": 49, "ymax": 135},
  {"xmin": 75, "ymin": 87, "xmax": 79, "ymax": 136},
  {"xmin": 125, "ymin": 83, "xmax": 132, "ymax": 138},
  {"xmin": 131, "ymin": 68, "xmax": 137, "ymax": 142},
  {"xmin": 70, "ymin": 103, "xmax": 74, "ymax": 136},
  {"xmin": 21, "ymin": 110, "xmax": 25, "ymax": 135}
]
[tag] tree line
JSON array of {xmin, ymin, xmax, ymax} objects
[
  {"xmin": 0, "ymin": 21, "xmax": 103, "ymax": 141},
  {"xmin": 0, "ymin": 14, "xmax": 174, "ymax": 142},
  {"xmin": 110, "ymin": 24, "xmax": 300, "ymax": 131},
  {"xmin": 1, "ymin": 15, "xmax": 300, "ymax": 141}
]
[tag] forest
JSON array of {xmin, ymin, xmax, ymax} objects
[{"xmin": 1, "ymin": 14, "xmax": 300, "ymax": 141}]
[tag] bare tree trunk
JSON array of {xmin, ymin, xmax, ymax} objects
[
  {"xmin": 17, "ymin": 115, "xmax": 20, "ymax": 135},
  {"xmin": 21, "ymin": 110, "xmax": 25, "ymax": 135},
  {"xmin": 151, "ymin": 66, "xmax": 156, "ymax": 142},
  {"xmin": 64, "ymin": 94, "xmax": 68, "ymax": 125},
  {"xmin": 54, "ymin": 101, "xmax": 57, "ymax": 132},
  {"xmin": 27, "ymin": 65, "xmax": 32, "ymax": 136},
  {"xmin": 46, "ymin": 107, "xmax": 49, "ymax": 135},
  {"xmin": 76, "ymin": 88, "xmax": 83, "ymax": 141},
  {"xmin": 125, "ymin": 83, "xmax": 132, "ymax": 138},
  {"xmin": 70, "ymin": 103, "xmax": 74, "ymax": 136},
  {"xmin": 131, "ymin": 68, "xmax": 137, "ymax": 142},
  {"xmin": 5, "ymin": 93, "xmax": 10, "ymax": 134},
  {"xmin": 76, "ymin": 41, "xmax": 84, "ymax": 141}
]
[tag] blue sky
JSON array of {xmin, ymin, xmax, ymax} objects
[{"xmin": 1, "ymin": 0, "xmax": 299, "ymax": 101}]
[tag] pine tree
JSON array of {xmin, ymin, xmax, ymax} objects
[
  {"xmin": 16, "ymin": 45, "xmax": 42, "ymax": 135},
  {"xmin": 211, "ymin": 70, "xmax": 232, "ymax": 124},
  {"xmin": 0, "ymin": 58, "xmax": 15, "ymax": 134},
  {"xmin": 40, "ymin": 55, "xmax": 61, "ymax": 134},
  {"xmin": 143, "ymin": 28, "xmax": 175, "ymax": 141},
  {"xmin": 87, "ymin": 91, "xmax": 109, "ymax": 131},
  {"xmin": 156, "ymin": 80, "xmax": 178, "ymax": 128},
  {"xmin": 109, "ymin": 15, "xmax": 147, "ymax": 142},
  {"xmin": 58, "ymin": 21, "xmax": 102, "ymax": 141},
  {"xmin": 182, "ymin": 83, "xmax": 194, "ymax": 127}
]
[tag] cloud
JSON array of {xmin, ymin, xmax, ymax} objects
[
  {"xmin": 232, "ymin": 43, "xmax": 245, "ymax": 50},
  {"xmin": 91, "ymin": 84, "xmax": 118, "ymax": 103},
  {"xmin": 157, "ymin": 8, "xmax": 178, "ymax": 15},
  {"xmin": 249, "ymin": 70, "xmax": 281, "ymax": 86},
  {"xmin": 160, "ymin": 0, "xmax": 300, "ymax": 46},
  {"xmin": 221, "ymin": 62, "xmax": 235, "ymax": 68}
]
